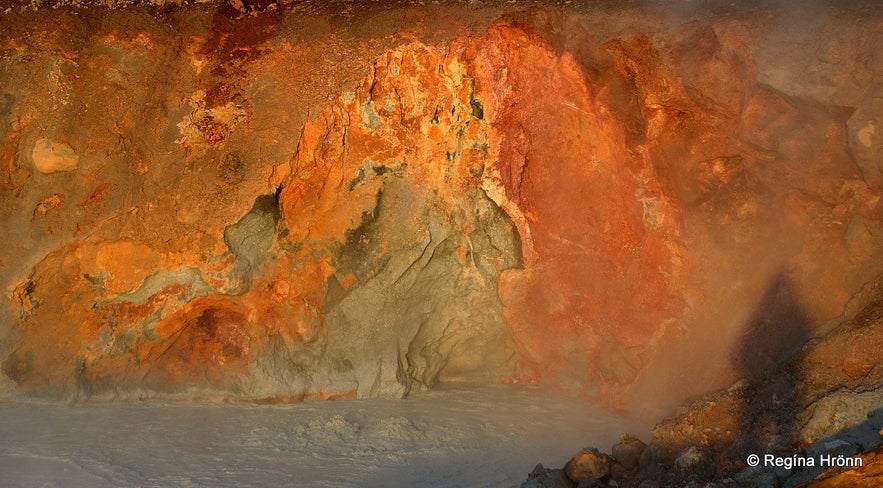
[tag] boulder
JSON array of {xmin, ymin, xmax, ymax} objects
[
  {"xmin": 611, "ymin": 434, "xmax": 647, "ymax": 471},
  {"xmin": 564, "ymin": 448, "xmax": 612, "ymax": 483}
]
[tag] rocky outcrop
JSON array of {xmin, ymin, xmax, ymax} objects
[
  {"xmin": 0, "ymin": 1, "xmax": 881, "ymax": 413},
  {"xmin": 523, "ymin": 277, "xmax": 883, "ymax": 487}
]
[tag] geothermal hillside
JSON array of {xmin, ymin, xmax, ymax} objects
[{"xmin": 0, "ymin": 0, "xmax": 881, "ymax": 486}]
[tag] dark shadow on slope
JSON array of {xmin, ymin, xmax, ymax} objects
[
  {"xmin": 732, "ymin": 272, "xmax": 810, "ymax": 458},
  {"xmin": 733, "ymin": 276, "xmax": 883, "ymax": 487}
]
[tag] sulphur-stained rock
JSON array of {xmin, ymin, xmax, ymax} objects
[
  {"xmin": 31, "ymin": 138, "xmax": 78, "ymax": 173},
  {"xmin": 267, "ymin": 31, "xmax": 535, "ymax": 398},
  {"xmin": 671, "ymin": 24, "xmax": 755, "ymax": 115},
  {"xmin": 0, "ymin": 2, "xmax": 881, "ymax": 410},
  {"xmin": 265, "ymin": 23, "xmax": 689, "ymax": 401},
  {"xmin": 478, "ymin": 26, "xmax": 686, "ymax": 401},
  {"xmin": 74, "ymin": 240, "xmax": 162, "ymax": 294},
  {"xmin": 564, "ymin": 448, "xmax": 612, "ymax": 483},
  {"xmin": 142, "ymin": 296, "xmax": 253, "ymax": 393}
]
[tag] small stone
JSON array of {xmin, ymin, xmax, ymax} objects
[
  {"xmin": 31, "ymin": 138, "xmax": 78, "ymax": 173},
  {"xmin": 33, "ymin": 193, "xmax": 64, "ymax": 218},
  {"xmin": 611, "ymin": 434, "xmax": 647, "ymax": 471},
  {"xmin": 565, "ymin": 448, "xmax": 612, "ymax": 482}
]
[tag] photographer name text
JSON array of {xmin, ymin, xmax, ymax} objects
[{"xmin": 746, "ymin": 453, "xmax": 863, "ymax": 469}]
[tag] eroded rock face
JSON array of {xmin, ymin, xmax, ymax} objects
[
  {"xmin": 477, "ymin": 26, "xmax": 686, "ymax": 399},
  {"xmin": 264, "ymin": 35, "xmax": 528, "ymax": 398},
  {"xmin": 0, "ymin": 2, "xmax": 880, "ymax": 409}
]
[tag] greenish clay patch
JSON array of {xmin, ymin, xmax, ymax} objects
[
  {"xmin": 224, "ymin": 193, "xmax": 281, "ymax": 271},
  {"xmin": 360, "ymin": 100, "xmax": 383, "ymax": 129},
  {"xmin": 83, "ymin": 271, "xmax": 109, "ymax": 287},
  {"xmin": 103, "ymin": 267, "xmax": 212, "ymax": 306},
  {"xmin": 345, "ymin": 159, "xmax": 407, "ymax": 192}
]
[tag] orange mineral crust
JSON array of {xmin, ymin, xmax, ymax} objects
[{"xmin": 0, "ymin": 2, "xmax": 880, "ymax": 414}]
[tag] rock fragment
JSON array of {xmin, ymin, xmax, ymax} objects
[
  {"xmin": 31, "ymin": 138, "xmax": 78, "ymax": 173},
  {"xmin": 564, "ymin": 448, "xmax": 612, "ymax": 482},
  {"xmin": 611, "ymin": 434, "xmax": 647, "ymax": 471}
]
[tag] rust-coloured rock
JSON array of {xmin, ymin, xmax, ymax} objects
[
  {"xmin": 0, "ymin": 2, "xmax": 880, "ymax": 411},
  {"xmin": 807, "ymin": 446, "xmax": 883, "ymax": 488},
  {"xmin": 31, "ymin": 138, "xmax": 78, "ymax": 173},
  {"xmin": 564, "ymin": 448, "xmax": 612, "ymax": 482}
]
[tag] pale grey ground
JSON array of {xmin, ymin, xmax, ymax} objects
[{"xmin": 0, "ymin": 384, "xmax": 636, "ymax": 488}]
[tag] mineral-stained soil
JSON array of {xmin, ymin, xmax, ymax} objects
[{"xmin": 0, "ymin": 0, "xmax": 880, "ymax": 434}]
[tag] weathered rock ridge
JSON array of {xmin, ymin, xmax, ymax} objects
[
  {"xmin": 0, "ymin": 1, "xmax": 881, "ymax": 414},
  {"xmin": 521, "ymin": 277, "xmax": 883, "ymax": 487}
]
